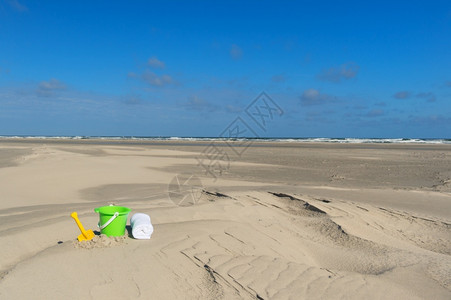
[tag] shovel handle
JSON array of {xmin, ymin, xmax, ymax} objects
[{"xmin": 71, "ymin": 212, "xmax": 88, "ymax": 237}]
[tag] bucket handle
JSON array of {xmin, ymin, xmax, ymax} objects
[{"xmin": 98, "ymin": 212, "xmax": 119, "ymax": 230}]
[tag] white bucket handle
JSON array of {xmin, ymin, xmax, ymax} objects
[{"xmin": 98, "ymin": 212, "xmax": 119, "ymax": 230}]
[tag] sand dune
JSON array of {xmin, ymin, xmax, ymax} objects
[{"xmin": 0, "ymin": 140, "xmax": 450, "ymax": 299}]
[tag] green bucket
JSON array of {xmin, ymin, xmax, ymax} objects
[{"xmin": 94, "ymin": 206, "xmax": 131, "ymax": 237}]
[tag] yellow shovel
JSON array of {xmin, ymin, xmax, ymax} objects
[{"xmin": 70, "ymin": 212, "xmax": 95, "ymax": 241}]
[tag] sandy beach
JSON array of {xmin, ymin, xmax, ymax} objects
[{"xmin": 0, "ymin": 139, "xmax": 450, "ymax": 299}]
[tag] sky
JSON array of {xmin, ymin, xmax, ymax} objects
[{"xmin": 0, "ymin": 0, "xmax": 450, "ymax": 138}]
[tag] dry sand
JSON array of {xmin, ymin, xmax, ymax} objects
[{"xmin": 0, "ymin": 139, "xmax": 450, "ymax": 299}]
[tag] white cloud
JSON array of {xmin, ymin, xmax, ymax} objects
[
  {"xmin": 302, "ymin": 88, "xmax": 319, "ymax": 99},
  {"xmin": 127, "ymin": 72, "xmax": 138, "ymax": 78},
  {"xmin": 318, "ymin": 62, "xmax": 359, "ymax": 83},
  {"xmin": 393, "ymin": 91, "xmax": 436, "ymax": 102},
  {"xmin": 393, "ymin": 91, "xmax": 411, "ymax": 99},
  {"xmin": 121, "ymin": 94, "xmax": 144, "ymax": 105},
  {"xmin": 6, "ymin": 0, "xmax": 28, "ymax": 12},
  {"xmin": 300, "ymin": 88, "xmax": 334, "ymax": 106},
  {"xmin": 416, "ymin": 92, "xmax": 436, "ymax": 102},
  {"xmin": 183, "ymin": 96, "xmax": 218, "ymax": 112},
  {"xmin": 129, "ymin": 58, "xmax": 176, "ymax": 87},
  {"xmin": 142, "ymin": 71, "xmax": 174, "ymax": 87},
  {"xmin": 230, "ymin": 44, "xmax": 243, "ymax": 60},
  {"xmin": 271, "ymin": 74, "xmax": 286, "ymax": 83},
  {"xmin": 36, "ymin": 78, "xmax": 66, "ymax": 97},
  {"xmin": 366, "ymin": 109, "xmax": 384, "ymax": 117},
  {"xmin": 225, "ymin": 104, "xmax": 242, "ymax": 113},
  {"xmin": 147, "ymin": 57, "xmax": 165, "ymax": 69},
  {"xmin": 409, "ymin": 114, "xmax": 451, "ymax": 126}
]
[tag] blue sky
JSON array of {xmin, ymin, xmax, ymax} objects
[{"xmin": 0, "ymin": 1, "xmax": 450, "ymax": 138}]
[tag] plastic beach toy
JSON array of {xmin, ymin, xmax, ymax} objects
[
  {"xmin": 70, "ymin": 212, "xmax": 95, "ymax": 241},
  {"xmin": 94, "ymin": 206, "xmax": 131, "ymax": 237}
]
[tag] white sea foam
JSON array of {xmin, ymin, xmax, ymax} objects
[{"xmin": 0, "ymin": 136, "xmax": 449, "ymax": 144}]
